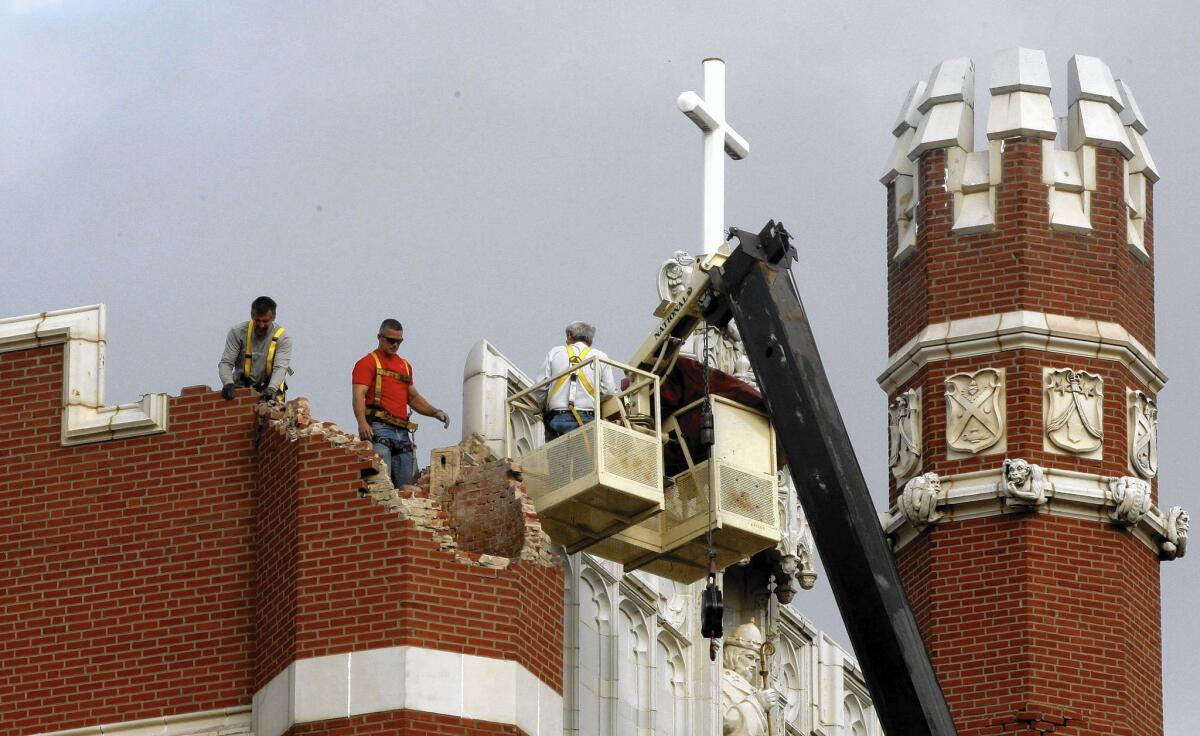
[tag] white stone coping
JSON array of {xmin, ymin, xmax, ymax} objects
[
  {"xmin": 33, "ymin": 705, "xmax": 250, "ymax": 736},
  {"xmin": 252, "ymin": 645, "xmax": 562, "ymax": 736},
  {"xmin": 885, "ymin": 465, "xmax": 1176, "ymax": 557},
  {"xmin": 877, "ymin": 310, "xmax": 1166, "ymax": 394},
  {"xmin": 0, "ymin": 304, "xmax": 169, "ymax": 445}
]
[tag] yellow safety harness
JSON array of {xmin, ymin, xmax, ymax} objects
[
  {"xmin": 366, "ymin": 352, "xmax": 418, "ymax": 431},
  {"xmin": 548, "ymin": 344, "xmax": 594, "ymax": 428},
  {"xmin": 242, "ymin": 322, "xmax": 287, "ymax": 399}
]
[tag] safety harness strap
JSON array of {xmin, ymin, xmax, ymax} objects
[
  {"xmin": 243, "ymin": 323, "xmax": 287, "ymax": 385},
  {"xmin": 548, "ymin": 344, "xmax": 595, "ymax": 405},
  {"xmin": 367, "ymin": 352, "xmax": 416, "ymax": 430}
]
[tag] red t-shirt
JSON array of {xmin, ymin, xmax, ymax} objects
[{"xmin": 352, "ymin": 350, "xmax": 413, "ymax": 420}]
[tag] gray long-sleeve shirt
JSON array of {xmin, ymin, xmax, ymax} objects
[{"xmin": 218, "ymin": 321, "xmax": 293, "ymax": 389}]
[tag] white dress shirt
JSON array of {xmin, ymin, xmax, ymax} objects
[{"xmin": 531, "ymin": 341, "xmax": 621, "ymax": 412}]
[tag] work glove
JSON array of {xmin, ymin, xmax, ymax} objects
[
  {"xmin": 221, "ymin": 383, "xmax": 237, "ymax": 401},
  {"xmin": 262, "ymin": 386, "xmax": 278, "ymax": 402}
]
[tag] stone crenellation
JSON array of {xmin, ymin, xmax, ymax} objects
[{"xmin": 882, "ymin": 48, "xmax": 1158, "ymax": 260}]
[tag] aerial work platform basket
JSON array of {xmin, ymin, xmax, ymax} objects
[
  {"xmin": 506, "ymin": 357, "xmax": 663, "ymax": 552},
  {"xmin": 589, "ymin": 394, "xmax": 780, "ymax": 583}
]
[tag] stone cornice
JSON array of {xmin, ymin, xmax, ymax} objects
[
  {"xmin": 885, "ymin": 465, "xmax": 1186, "ymax": 560},
  {"xmin": 35, "ymin": 706, "xmax": 250, "ymax": 736},
  {"xmin": 0, "ymin": 304, "xmax": 169, "ymax": 445},
  {"xmin": 253, "ymin": 646, "xmax": 563, "ymax": 736},
  {"xmin": 878, "ymin": 310, "xmax": 1166, "ymax": 394}
]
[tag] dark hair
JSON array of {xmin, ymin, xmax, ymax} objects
[
  {"xmin": 251, "ymin": 296, "xmax": 277, "ymax": 315},
  {"xmin": 379, "ymin": 318, "xmax": 403, "ymax": 334}
]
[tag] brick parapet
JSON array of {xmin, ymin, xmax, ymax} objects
[
  {"xmin": 887, "ymin": 139, "xmax": 1155, "ymax": 356},
  {"xmin": 2, "ymin": 337, "xmax": 563, "ymax": 735},
  {"xmin": 253, "ymin": 411, "xmax": 564, "ymax": 695},
  {"xmin": 1, "ymin": 347, "xmax": 258, "ymax": 735}
]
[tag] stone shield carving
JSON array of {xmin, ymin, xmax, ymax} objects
[
  {"xmin": 945, "ymin": 368, "xmax": 1005, "ymax": 455},
  {"xmin": 1108, "ymin": 476, "xmax": 1152, "ymax": 526},
  {"xmin": 888, "ymin": 389, "xmax": 922, "ymax": 481},
  {"xmin": 1128, "ymin": 390, "xmax": 1158, "ymax": 479},
  {"xmin": 1044, "ymin": 368, "xmax": 1104, "ymax": 456},
  {"xmin": 1000, "ymin": 458, "xmax": 1047, "ymax": 507},
  {"xmin": 899, "ymin": 472, "xmax": 942, "ymax": 527}
]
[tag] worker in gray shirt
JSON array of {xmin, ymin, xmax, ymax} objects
[{"xmin": 218, "ymin": 295, "xmax": 293, "ymax": 402}]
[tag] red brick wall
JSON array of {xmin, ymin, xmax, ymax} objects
[
  {"xmin": 2, "ymin": 340, "xmax": 563, "ymax": 736},
  {"xmin": 252, "ymin": 425, "xmax": 564, "ymax": 694},
  {"xmin": 886, "ymin": 134, "xmax": 1164, "ymax": 735},
  {"xmin": 0, "ymin": 347, "xmax": 258, "ymax": 734},
  {"xmin": 288, "ymin": 709, "xmax": 524, "ymax": 734},
  {"xmin": 887, "ymin": 138, "xmax": 1155, "ymax": 355},
  {"xmin": 897, "ymin": 516, "xmax": 1163, "ymax": 736}
]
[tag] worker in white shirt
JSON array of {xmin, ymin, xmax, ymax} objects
[{"xmin": 531, "ymin": 321, "xmax": 622, "ymax": 441}]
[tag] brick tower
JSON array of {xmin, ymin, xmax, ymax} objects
[{"xmin": 879, "ymin": 49, "xmax": 1188, "ymax": 735}]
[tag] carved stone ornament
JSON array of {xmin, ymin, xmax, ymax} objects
[
  {"xmin": 888, "ymin": 388, "xmax": 922, "ymax": 481},
  {"xmin": 721, "ymin": 622, "xmax": 779, "ymax": 736},
  {"xmin": 1164, "ymin": 506, "xmax": 1190, "ymax": 560},
  {"xmin": 656, "ymin": 250, "xmax": 696, "ymax": 305},
  {"xmin": 899, "ymin": 472, "xmax": 942, "ymax": 527},
  {"xmin": 1107, "ymin": 476, "xmax": 1152, "ymax": 526},
  {"xmin": 1000, "ymin": 458, "xmax": 1047, "ymax": 507},
  {"xmin": 945, "ymin": 368, "xmax": 1005, "ymax": 455},
  {"xmin": 1128, "ymin": 390, "xmax": 1159, "ymax": 479},
  {"xmin": 657, "ymin": 583, "xmax": 688, "ymax": 631},
  {"xmin": 1044, "ymin": 368, "xmax": 1104, "ymax": 456}
]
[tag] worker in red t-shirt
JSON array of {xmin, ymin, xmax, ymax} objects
[{"xmin": 352, "ymin": 318, "xmax": 450, "ymax": 487}]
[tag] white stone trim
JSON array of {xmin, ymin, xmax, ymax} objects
[
  {"xmin": 33, "ymin": 706, "xmax": 251, "ymax": 736},
  {"xmin": 877, "ymin": 310, "xmax": 1166, "ymax": 394},
  {"xmin": 0, "ymin": 304, "xmax": 169, "ymax": 446},
  {"xmin": 250, "ymin": 646, "xmax": 562, "ymax": 736},
  {"xmin": 884, "ymin": 464, "xmax": 1181, "ymax": 559}
]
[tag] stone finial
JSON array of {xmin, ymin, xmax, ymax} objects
[
  {"xmin": 892, "ymin": 80, "xmax": 928, "ymax": 137},
  {"xmin": 990, "ymin": 47, "xmax": 1052, "ymax": 94},
  {"xmin": 918, "ymin": 57, "xmax": 975, "ymax": 112},
  {"xmin": 1001, "ymin": 458, "xmax": 1047, "ymax": 507},
  {"xmin": 910, "ymin": 58, "xmax": 974, "ymax": 159},
  {"xmin": 882, "ymin": 81, "xmax": 926, "ymax": 185},
  {"xmin": 1108, "ymin": 476, "xmax": 1152, "ymax": 526},
  {"xmin": 1115, "ymin": 79, "xmax": 1148, "ymax": 134},
  {"xmin": 1067, "ymin": 55, "xmax": 1132, "ymax": 156},
  {"xmin": 1164, "ymin": 506, "xmax": 1190, "ymax": 559},
  {"xmin": 987, "ymin": 48, "xmax": 1056, "ymax": 140},
  {"xmin": 899, "ymin": 472, "xmax": 943, "ymax": 527}
]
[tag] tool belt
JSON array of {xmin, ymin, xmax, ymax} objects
[{"xmin": 366, "ymin": 405, "xmax": 418, "ymax": 431}]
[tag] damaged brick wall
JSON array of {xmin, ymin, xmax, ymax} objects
[
  {"xmin": 1, "ymin": 340, "xmax": 563, "ymax": 736},
  {"xmin": 441, "ymin": 460, "xmax": 529, "ymax": 559},
  {"xmin": 253, "ymin": 415, "xmax": 564, "ymax": 696}
]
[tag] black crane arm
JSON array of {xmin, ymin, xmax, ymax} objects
[{"xmin": 703, "ymin": 221, "xmax": 959, "ymax": 736}]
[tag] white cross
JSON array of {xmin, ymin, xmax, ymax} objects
[{"xmin": 677, "ymin": 57, "xmax": 750, "ymax": 255}]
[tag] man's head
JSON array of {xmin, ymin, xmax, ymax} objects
[
  {"xmin": 250, "ymin": 296, "xmax": 277, "ymax": 337},
  {"xmin": 722, "ymin": 622, "xmax": 765, "ymax": 681},
  {"xmin": 377, "ymin": 318, "xmax": 404, "ymax": 356},
  {"xmin": 565, "ymin": 321, "xmax": 596, "ymax": 346}
]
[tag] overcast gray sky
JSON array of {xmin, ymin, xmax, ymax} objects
[{"xmin": 3, "ymin": 1, "xmax": 1197, "ymax": 732}]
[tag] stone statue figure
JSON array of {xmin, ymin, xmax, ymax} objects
[{"xmin": 722, "ymin": 621, "xmax": 779, "ymax": 736}]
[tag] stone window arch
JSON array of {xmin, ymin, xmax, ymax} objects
[{"xmin": 654, "ymin": 631, "xmax": 689, "ymax": 736}]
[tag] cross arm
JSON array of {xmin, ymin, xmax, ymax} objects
[{"xmin": 676, "ymin": 92, "xmax": 750, "ymax": 160}]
